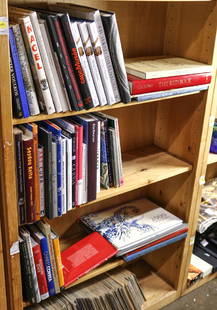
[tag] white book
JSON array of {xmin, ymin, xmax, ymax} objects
[
  {"xmin": 70, "ymin": 21, "xmax": 99, "ymax": 107},
  {"xmin": 191, "ymin": 254, "xmax": 213, "ymax": 278},
  {"xmin": 19, "ymin": 16, "xmax": 55, "ymax": 114},
  {"xmin": 11, "ymin": 24, "xmax": 40, "ymax": 116},
  {"xmin": 61, "ymin": 137, "xmax": 67, "ymax": 214},
  {"xmin": 38, "ymin": 146, "xmax": 45, "ymax": 217},
  {"xmin": 125, "ymin": 56, "xmax": 212, "ymax": 79},
  {"xmin": 51, "ymin": 141, "xmax": 58, "ymax": 218},
  {"xmin": 78, "ymin": 21, "xmax": 107, "ymax": 106},
  {"xmin": 65, "ymin": 136, "xmax": 72, "ymax": 212},
  {"xmin": 82, "ymin": 143, "xmax": 88, "ymax": 204},
  {"xmin": 87, "ymin": 21, "xmax": 116, "ymax": 105}
]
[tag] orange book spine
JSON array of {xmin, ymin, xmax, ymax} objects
[{"xmin": 53, "ymin": 238, "xmax": 64, "ymax": 287}]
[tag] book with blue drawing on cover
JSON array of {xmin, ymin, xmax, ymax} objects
[{"xmin": 80, "ymin": 197, "xmax": 185, "ymax": 256}]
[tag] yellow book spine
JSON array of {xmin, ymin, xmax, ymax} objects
[{"xmin": 53, "ymin": 238, "xmax": 64, "ymax": 287}]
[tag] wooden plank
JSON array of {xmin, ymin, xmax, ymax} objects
[
  {"xmin": 207, "ymin": 152, "xmax": 217, "ymax": 165},
  {"xmin": 0, "ymin": 220, "xmax": 7, "ymax": 310},
  {"xmin": 184, "ymin": 272, "xmax": 217, "ymax": 296}
]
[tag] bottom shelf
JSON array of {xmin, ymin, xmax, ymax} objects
[{"xmin": 184, "ymin": 272, "xmax": 217, "ymax": 296}]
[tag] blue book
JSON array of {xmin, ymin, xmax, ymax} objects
[
  {"xmin": 28, "ymin": 225, "xmax": 56, "ymax": 296},
  {"xmin": 135, "ymin": 84, "xmax": 209, "ymax": 102},
  {"xmin": 9, "ymin": 27, "xmax": 30, "ymax": 118},
  {"xmin": 123, "ymin": 232, "xmax": 188, "ymax": 262},
  {"xmin": 40, "ymin": 121, "xmax": 62, "ymax": 216}
]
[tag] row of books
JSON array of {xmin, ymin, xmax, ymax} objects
[
  {"xmin": 9, "ymin": 4, "xmax": 131, "ymax": 119},
  {"xmin": 13, "ymin": 113, "xmax": 123, "ymax": 224},
  {"xmin": 126, "ymin": 56, "xmax": 212, "ymax": 101},
  {"xmin": 28, "ymin": 267, "xmax": 146, "ymax": 310}
]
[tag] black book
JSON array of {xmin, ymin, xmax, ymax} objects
[
  {"xmin": 38, "ymin": 126, "xmax": 53, "ymax": 219},
  {"xmin": 10, "ymin": 56, "xmax": 23, "ymax": 118},
  {"xmin": 13, "ymin": 127, "xmax": 26, "ymax": 224},
  {"xmin": 59, "ymin": 13, "xmax": 94, "ymax": 110},
  {"xmin": 193, "ymin": 245, "xmax": 217, "ymax": 272},
  {"xmin": 45, "ymin": 15, "xmax": 81, "ymax": 112}
]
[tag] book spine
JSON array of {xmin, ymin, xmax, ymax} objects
[
  {"xmin": 38, "ymin": 146, "xmax": 45, "ymax": 217},
  {"xmin": 74, "ymin": 126, "xmax": 79, "ymax": 206},
  {"xmin": 82, "ymin": 142, "xmax": 88, "ymax": 204},
  {"xmin": 53, "ymin": 16, "xmax": 84, "ymax": 110},
  {"xmin": 32, "ymin": 125, "xmax": 41, "ymax": 221},
  {"xmin": 101, "ymin": 14, "xmax": 131, "ymax": 103},
  {"xmin": 9, "ymin": 27, "xmax": 30, "ymax": 118},
  {"xmin": 76, "ymin": 125, "xmax": 83, "ymax": 206},
  {"xmin": 71, "ymin": 132, "xmax": 76, "ymax": 208},
  {"xmin": 87, "ymin": 21, "xmax": 116, "ymax": 105},
  {"xmin": 61, "ymin": 138, "xmax": 67, "ymax": 214},
  {"xmin": 30, "ymin": 12, "xmax": 63, "ymax": 113},
  {"xmin": 129, "ymin": 73, "xmax": 212, "ymax": 95},
  {"xmin": 78, "ymin": 21, "xmax": 105, "ymax": 107},
  {"xmin": 94, "ymin": 10, "xmax": 120, "ymax": 102},
  {"xmin": 40, "ymin": 237, "xmax": 56, "ymax": 296},
  {"xmin": 114, "ymin": 119, "xmax": 124, "ymax": 186},
  {"xmin": 105, "ymin": 122, "xmax": 113, "ymax": 187},
  {"xmin": 52, "ymin": 237, "xmax": 64, "ymax": 288},
  {"xmin": 45, "ymin": 15, "xmax": 81, "ymax": 112},
  {"xmin": 109, "ymin": 128, "xmax": 119, "ymax": 187},
  {"xmin": 20, "ymin": 16, "xmax": 56, "ymax": 114},
  {"xmin": 23, "ymin": 138, "xmax": 35, "ymax": 222},
  {"xmin": 59, "ymin": 14, "xmax": 94, "ymax": 110},
  {"xmin": 65, "ymin": 137, "xmax": 72, "ymax": 211},
  {"xmin": 12, "ymin": 24, "xmax": 40, "ymax": 116},
  {"xmin": 10, "ymin": 57, "xmax": 23, "ymax": 118},
  {"xmin": 47, "ymin": 234, "xmax": 60, "ymax": 294},
  {"xmin": 70, "ymin": 21, "xmax": 99, "ymax": 108},
  {"xmin": 96, "ymin": 119, "xmax": 101, "ymax": 193},
  {"xmin": 51, "ymin": 142, "xmax": 58, "ymax": 218},
  {"xmin": 100, "ymin": 120, "xmax": 109, "ymax": 189},
  {"xmin": 19, "ymin": 240, "xmax": 36, "ymax": 303},
  {"xmin": 41, "ymin": 20, "xmax": 70, "ymax": 112},
  {"xmin": 32, "ymin": 243, "xmax": 49, "ymax": 300},
  {"xmin": 14, "ymin": 131, "xmax": 26, "ymax": 224},
  {"xmin": 87, "ymin": 120, "xmax": 98, "ymax": 201}
]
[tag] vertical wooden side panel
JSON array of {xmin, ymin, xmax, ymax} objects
[
  {"xmin": 0, "ymin": 219, "xmax": 7, "ymax": 310},
  {"xmin": 0, "ymin": 0, "xmax": 22, "ymax": 309}
]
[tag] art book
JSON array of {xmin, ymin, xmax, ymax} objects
[{"xmin": 80, "ymin": 198, "xmax": 183, "ymax": 256}]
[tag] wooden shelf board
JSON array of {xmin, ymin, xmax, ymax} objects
[
  {"xmin": 207, "ymin": 153, "xmax": 217, "ymax": 165},
  {"xmin": 183, "ymin": 272, "xmax": 217, "ymax": 296},
  {"xmin": 13, "ymin": 91, "xmax": 201, "ymax": 125}
]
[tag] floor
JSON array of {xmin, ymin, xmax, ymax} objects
[{"xmin": 162, "ymin": 278, "xmax": 217, "ymax": 310}]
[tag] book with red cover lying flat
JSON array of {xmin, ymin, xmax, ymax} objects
[
  {"xmin": 128, "ymin": 72, "xmax": 211, "ymax": 95},
  {"xmin": 61, "ymin": 232, "xmax": 117, "ymax": 287}
]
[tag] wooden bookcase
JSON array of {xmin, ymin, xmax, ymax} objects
[{"xmin": 1, "ymin": 0, "xmax": 217, "ymax": 309}]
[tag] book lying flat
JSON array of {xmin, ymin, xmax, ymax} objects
[
  {"xmin": 125, "ymin": 56, "xmax": 212, "ymax": 79},
  {"xmin": 61, "ymin": 232, "xmax": 117, "ymax": 287},
  {"xmin": 80, "ymin": 198, "xmax": 183, "ymax": 256}
]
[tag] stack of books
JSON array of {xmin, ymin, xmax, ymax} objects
[
  {"xmin": 9, "ymin": 5, "xmax": 131, "ymax": 119},
  {"xmin": 13, "ymin": 113, "xmax": 123, "ymax": 223},
  {"xmin": 19, "ymin": 220, "xmax": 63, "ymax": 304},
  {"xmin": 125, "ymin": 56, "xmax": 212, "ymax": 101},
  {"xmin": 26, "ymin": 267, "xmax": 146, "ymax": 309},
  {"xmin": 80, "ymin": 197, "xmax": 188, "ymax": 261}
]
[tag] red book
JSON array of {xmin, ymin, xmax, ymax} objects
[
  {"xmin": 61, "ymin": 232, "xmax": 117, "ymax": 287},
  {"xmin": 128, "ymin": 72, "xmax": 212, "ymax": 95},
  {"xmin": 31, "ymin": 237, "xmax": 49, "ymax": 300}
]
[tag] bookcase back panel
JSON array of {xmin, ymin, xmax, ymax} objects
[
  {"xmin": 154, "ymin": 92, "xmax": 207, "ymax": 165},
  {"xmin": 164, "ymin": 2, "xmax": 217, "ymax": 64}
]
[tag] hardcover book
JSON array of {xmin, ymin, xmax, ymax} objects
[
  {"xmin": 125, "ymin": 56, "xmax": 212, "ymax": 79},
  {"xmin": 61, "ymin": 232, "xmax": 117, "ymax": 287},
  {"xmin": 10, "ymin": 57, "xmax": 23, "ymax": 118},
  {"xmin": 80, "ymin": 198, "xmax": 183, "ymax": 256}
]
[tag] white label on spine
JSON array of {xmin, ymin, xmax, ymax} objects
[
  {"xmin": 10, "ymin": 241, "xmax": 20, "ymax": 256},
  {"xmin": 0, "ymin": 17, "xmax": 8, "ymax": 35}
]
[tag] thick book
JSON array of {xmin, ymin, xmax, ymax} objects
[
  {"xmin": 100, "ymin": 10, "xmax": 131, "ymax": 103},
  {"xmin": 135, "ymin": 84, "xmax": 209, "ymax": 102},
  {"xmin": 128, "ymin": 72, "xmax": 212, "ymax": 95},
  {"xmin": 61, "ymin": 232, "xmax": 117, "ymax": 287},
  {"xmin": 80, "ymin": 198, "xmax": 183, "ymax": 256},
  {"xmin": 59, "ymin": 13, "xmax": 94, "ymax": 110},
  {"xmin": 28, "ymin": 224, "xmax": 56, "ymax": 296},
  {"xmin": 11, "ymin": 23, "xmax": 40, "ymax": 116},
  {"xmin": 51, "ymin": 230, "xmax": 64, "ymax": 288},
  {"xmin": 193, "ymin": 245, "xmax": 217, "ymax": 272},
  {"xmin": 190, "ymin": 253, "xmax": 213, "ymax": 278},
  {"xmin": 125, "ymin": 56, "xmax": 212, "ymax": 79},
  {"xmin": 10, "ymin": 57, "xmax": 23, "ymax": 118},
  {"xmin": 13, "ymin": 127, "xmax": 26, "ymax": 224},
  {"xmin": 9, "ymin": 27, "xmax": 30, "ymax": 118}
]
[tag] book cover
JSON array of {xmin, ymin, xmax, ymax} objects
[
  {"xmin": 128, "ymin": 72, "xmax": 212, "ymax": 95},
  {"xmin": 80, "ymin": 198, "xmax": 183, "ymax": 256},
  {"xmin": 61, "ymin": 232, "xmax": 117, "ymax": 287},
  {"xmin": 59, "ymin": 13, "xmax": 94, "ymax": 110},
  {"xmin": 9, "ymin": 27, "xmax": 30, "ymax": 118},
  {"xmin": 13, "ymin": 127, "xmax": 26, "ymax": 224},
  {"xmin": 10, "ymin": 57, "xmax": 23, "ymax": 118},
  {"xmin": 11, "ymin": 23, "xmax": 40, "ymax": 116},
  {"xmin": 125, "ymin": 56, "xmax": 212, "ymax": 79},
  {"xmin": 100, "ymin": 11, "xmax": 131, "ymax": 103},
  {"xmin": 190, "ymin": 253, "xmax": 213, "ymax": 278}
]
